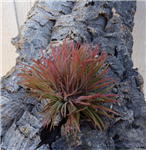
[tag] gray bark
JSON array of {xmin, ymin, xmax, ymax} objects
[{"xmin": 1, "ymin": 1, "xmax": 146, "ymax": 150}]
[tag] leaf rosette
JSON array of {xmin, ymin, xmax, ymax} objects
[{"xmin": 17, "ymin": 39, "xmax": 120, "ymax": 136}]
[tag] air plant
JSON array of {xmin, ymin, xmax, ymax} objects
[{"xmin": 17, "ymin": 39, "xmax": 120, "ymax": 137}]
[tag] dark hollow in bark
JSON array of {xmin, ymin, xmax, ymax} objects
[{"xmin": 37, "ymin": 117, "xmax": 67, "ymax": 149}]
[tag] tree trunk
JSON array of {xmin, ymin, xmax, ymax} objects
[{"xmin": 1, "ymin": 1, "xmax": 146, "ymax": 150}]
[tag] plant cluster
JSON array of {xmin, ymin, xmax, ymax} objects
[{"xmin": 17, "ymin": 39, "xmax": 120, "ymax": 136}]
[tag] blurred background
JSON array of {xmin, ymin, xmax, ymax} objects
[{"xmin": 1, "ymin": 0, "xmax": 146, "ymax": 97}]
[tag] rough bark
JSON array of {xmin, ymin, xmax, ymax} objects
[{"xmin": 1, "ymin": 1, "xmax": 146, "ymax": 150}]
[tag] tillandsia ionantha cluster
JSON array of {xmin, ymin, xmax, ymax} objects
[{"xmin": 17, "ymin": 38, "xmax": 120, "ymax": 136}]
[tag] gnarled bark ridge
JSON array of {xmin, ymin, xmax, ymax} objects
[{"xmin": 1, "ymin": 1, "xmax": 146, "ymax": 150}]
